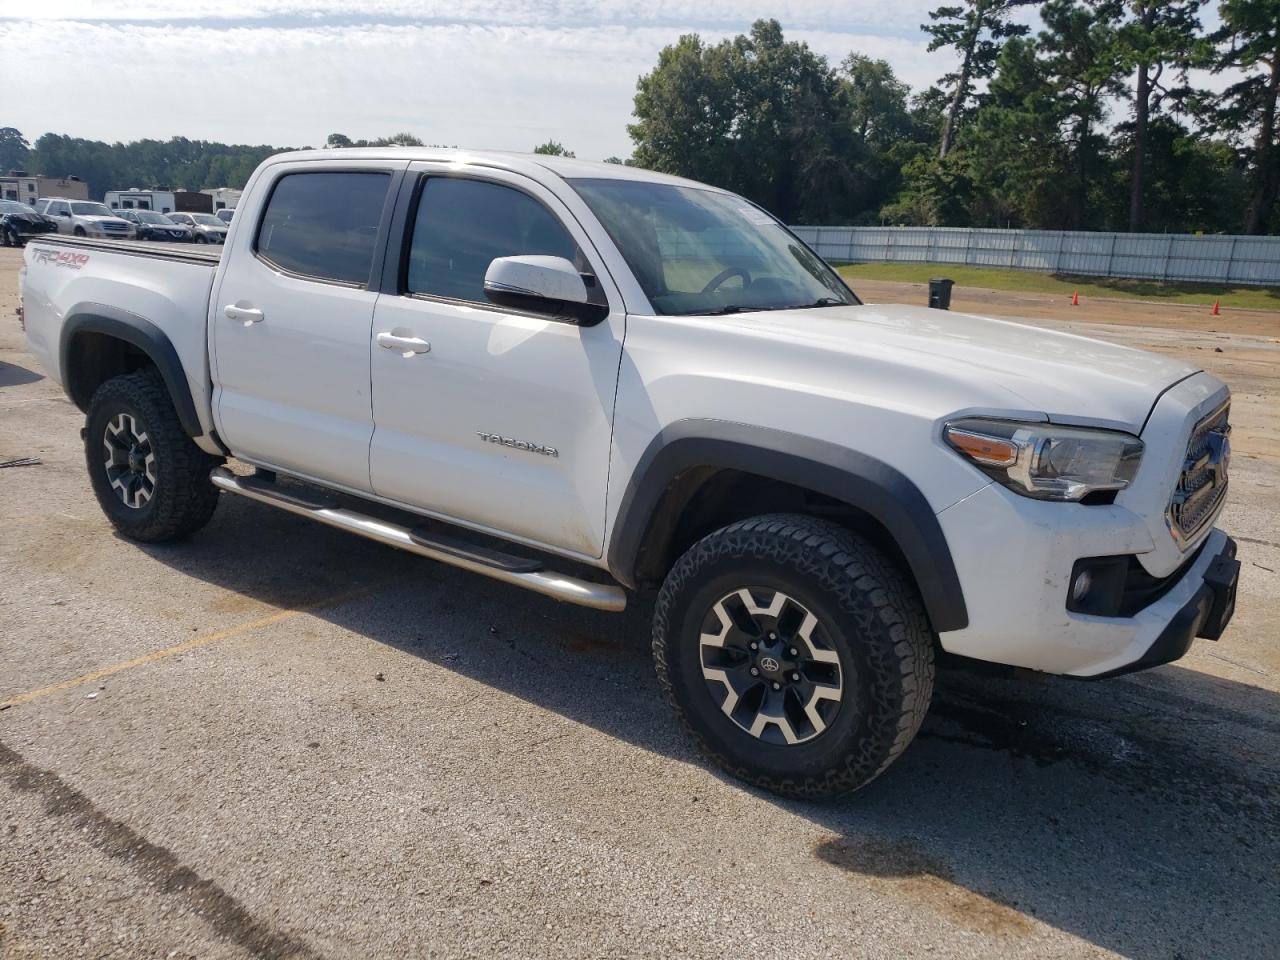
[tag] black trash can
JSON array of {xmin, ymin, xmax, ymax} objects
[{"xmin": 928, "ymin": 278, "xmax": 954, "ymax": 310}]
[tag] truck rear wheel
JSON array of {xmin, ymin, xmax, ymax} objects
[
  {"xmin": 653, "ymin": 514, "xmax": 934, "ymax": 799},
  {"xmin": 85, "ymin": 368, "xmax": 221, "ymax": 542}
]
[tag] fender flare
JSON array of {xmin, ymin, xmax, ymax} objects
[
  {"xmin": 607, "ymin": 420, "xmax": 969, "ymax": 633},
  {"xmin": 60, "ymin": 303, "xmax": 204, "ymax": 440}
]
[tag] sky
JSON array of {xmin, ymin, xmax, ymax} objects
[
  {"xmin": 0, "ymin": 0, "xmax": 964, "ymax": 160},
  {"xmin": 0, "ymin": 2, "xmax": 1230, "ymax": 161}
]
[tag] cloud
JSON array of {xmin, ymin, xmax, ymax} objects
[
  {"xmin": 0, "ymin": 17, "xmax": 949, "ymax": 161},
  {"xmin": 9, "ymin": 1, "xmax": 942, "ymax": 36}
]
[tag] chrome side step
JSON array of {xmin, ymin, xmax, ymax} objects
[{"xmin": 209, "ymin": 467, "xmax": 627, "ymax": 612}]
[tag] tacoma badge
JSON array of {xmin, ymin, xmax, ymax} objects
[{"xmin": 477, "ymin": 432, "xmax": 559, "ymax": 458}]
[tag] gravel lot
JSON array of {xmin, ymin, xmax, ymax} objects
[{"xmin": 1, "ymin": 245, "xmax": 1277, "ymax": 959}]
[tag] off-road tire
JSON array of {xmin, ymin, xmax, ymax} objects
[
  {"xmin": 85, "ymin": 368, "xmax": 221, "ymax": 542},
  {"xmin": 653, "ymin": 513, "xmax": 935, "ymax": 799}
]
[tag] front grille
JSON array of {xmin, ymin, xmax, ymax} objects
[{"xmin": 1168, "ymin": 401, "xmax": 1230, "ymax": 545}]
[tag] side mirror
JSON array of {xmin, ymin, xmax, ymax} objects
[{"xmin": 483, "ymin": 255, "xmax": 607, "ymax": 325}]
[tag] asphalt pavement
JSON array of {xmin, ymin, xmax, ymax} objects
[{"xmin": 2, "ymin": 247, "xmax": 1277, "ymax": 959}]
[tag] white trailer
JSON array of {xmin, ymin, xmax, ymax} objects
[{"xmin": 105, "ymin": 189, "xmax": 212, "ymax": 215}]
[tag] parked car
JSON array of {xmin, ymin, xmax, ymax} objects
[
  {"xmin": 19, "ymin": 149, "xmax": 1240, "ymax": 799},
  {"xmin": 0, "ymin": 199, "xmax": 58, "ymax": 246},
  {"xmin": 215, "ymin": 208, "xmax": 234, "ymax": 225},
  {"xmin": 117, "ymin": 209, "xmax": 193, "ymax": 242},
  {"xmin": 166, "ymin": 212, "xmax": 227, "ymax": 244},
  {"xmin": 34, "ymin": 198, "xmax": 135, "ymax": 239}
]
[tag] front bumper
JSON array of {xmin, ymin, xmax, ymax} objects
[
  {"xmin": 1086, "ymin": 536, "xmax": 1239, "ymax": 678},
  {"xmin": 5, "ymin": 221, "xmax": 56, "ymax": 240},
  {"xmin": 936, "ymin": 480, "xmax": 1238, "ymax": 678},
  {"xmin": 934, "ymin": 371, "xmax": 1236, "ymax": 678}
]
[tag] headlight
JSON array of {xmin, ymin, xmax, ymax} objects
[{"xmin": 943, "ymin": 418, "xmax": 1143, "ymax": 501}]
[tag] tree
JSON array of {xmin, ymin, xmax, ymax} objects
[
  {"xmin": 723, "ymin": 20, "xmax": 849, "ymax": 222},
  {"xmin": 1113, "ymin": 0, "xmax": 1207, "ymax": 231},
  {"xmin": 630, "ymin": 20, "xmax": 853, "ymax": 222},
  {"xmin": 837, "ymin": 56, "xmax": 924, "ymax": 221},
  {"xmin": 28, "ymin": 133, "xmax": 283, "ymax": 198},
  {"xmin": 326, "ymin": 133, "xmax": 354, "ymax": 149},
  {"xmin": 1034, "ymin": 0, "xmax": 1126, "ymax": 223},
  {"xmin": 0, "ymin": 127, "xmax": 30, "ymax": 172},
  {"xmin": 629, "ymin": 33, "xmax": 739, "ymax": 186},
  {"xmin": 924, "ymin": 0, "xmax": 1036, "ymax": 158},
  {"xmin": 839, "ymin": 55, "xmax": 915, "ymax": 149},
  {"xmin": 533, "ymin": 140, "xmax": 575, "ymax": 157},
  {"xmin": 1211, "ymin": 0, "xmax": 1280, "ymax": 233},
  {"xmin": 370, "ymin": 132, "xmax": 424, "ymax": 146},
  {"xmin": 962, "ymin": 36, "xmax": 1066, "ymax": 226}
]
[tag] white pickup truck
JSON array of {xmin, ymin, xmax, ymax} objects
[{"xmin": 19, "ymin": 149, "xmax": 1240, "ymax": 798}]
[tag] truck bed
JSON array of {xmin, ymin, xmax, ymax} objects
[
  {"xmin": 22, "ymin": 232, "xmax": 223, "ymax": 445},
  {"xmin": 29, "ymin": 234, "xmax": 223, "ymax": 265}
]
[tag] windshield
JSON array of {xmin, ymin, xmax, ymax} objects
[
  {"xmin": 190, "ymin": 214, "xmax": 223, "ymax": 226},
  {"xmin": 135, "ymin": 211, "xmax": 174, "ymax": 224},
  {"xmin": 70, "ymin": 202, "xmax": 115, "ymax": 217},
  {"xmin": 569, "ymin": 178, "xmax": 857, "ymax": 316},
  {"xmin": 0, "ymin": 200, "xmax": 38, "ymax": 214}
]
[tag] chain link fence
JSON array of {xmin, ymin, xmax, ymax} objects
[{"xmin": 789, "ymin": 226, "xmax": 1280, "ymax": 286}]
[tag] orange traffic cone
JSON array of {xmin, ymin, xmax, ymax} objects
[
  {"xmin": 1071, "ymin": 291, "xmax": 1079, "ymax": 306},
  {"xmin": 1211, "ymin": 300, "xmax": 1221, "ymax": 316}
]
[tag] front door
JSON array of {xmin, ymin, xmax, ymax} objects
[
  {"xmin": 368, "ymin": 167, "xmax": 625, "ymax": 557},
  {"xmin": 211, "ymin": 162, "xmax": 405, "ymax": 492}
]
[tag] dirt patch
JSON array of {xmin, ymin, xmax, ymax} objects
[
  {"xmin": 815, "ymin": 834, "xmax": 1035, "ymax": 937},
  {"xmin": 557, "ymin": 632, "xmax": 623, "ymax": 655},
  {"xmin": 854, "ymin": 278, "xmax": 1280, "ymax": 337}
]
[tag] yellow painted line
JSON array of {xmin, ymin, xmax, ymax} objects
[{"xmin": 1, "ymin": 583, "xmax": 391, "ymax": 710}]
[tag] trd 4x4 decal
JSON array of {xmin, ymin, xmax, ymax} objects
[{"xmin": 33, "ymin": 249, "xmax": 90, "ymax": 270}]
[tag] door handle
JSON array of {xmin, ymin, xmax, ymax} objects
[
  {"xmin": 377, "ymin": 332, "xmax": 432, "ymax": 356},
  {"xmin": 224, "ymin": 304, "xmax": 264, "ymax": 324}
]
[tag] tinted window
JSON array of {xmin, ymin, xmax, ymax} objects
[
  {"xmin": 406, "ymin": 177, "xmax": 582, "ymax": 303},
  {"xmin": 256, "ymin": 172, "xmax": 390, "ymax": 286}
]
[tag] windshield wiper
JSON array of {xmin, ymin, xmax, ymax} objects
[
  {"xmin": 789, "ymin": 297, "xmax": 848, "ymax": 309},
  {"xmin": 691, "ymin": 304, "xmax": 770, "ymax": 316}
]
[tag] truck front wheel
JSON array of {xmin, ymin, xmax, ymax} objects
[
  {"xmin": 85, "ymin": 368, "xmax": 221, "ymax": 542},
  {"xmin": 653, "ymin": 514, "xmax": 935, "ymax": 799}
]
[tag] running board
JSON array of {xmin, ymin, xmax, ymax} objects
[{"xmin": 209, "ymin": 467, "xmax": 626, "ymax": 612}]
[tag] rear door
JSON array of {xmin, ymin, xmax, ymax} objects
[
  {"xmin": 367, "ymin": 166, "xmax": 625, "ymax": 557},
  {"xmin": 211, "ymin": 161, "xmax": 406, "ymax": 492}
]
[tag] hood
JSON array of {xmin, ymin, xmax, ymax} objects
[
  {"xmin": 712, "ymin": 302, "xmax": 1198, "ymax": 432},
  {"xmin": 83, "ymin": 215, "xmax": 130, "ymax": 226}
]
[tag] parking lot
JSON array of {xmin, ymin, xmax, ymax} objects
[{"xmin": 1, "ymin": 243, "xmax": 1277, "ymax": 959}]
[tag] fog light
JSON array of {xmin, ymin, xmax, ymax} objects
[{"xmin": 1071, "ymin": 570, "xmax": 1093, "ymax": 603}]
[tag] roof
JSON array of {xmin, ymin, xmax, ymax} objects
[{"xmin": 264, "ymin": 147, "xmax": 722, "ymax": 192}]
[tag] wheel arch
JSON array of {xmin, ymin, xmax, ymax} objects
[
  {"xmin": 60, "ymin": 303, "xmax": 205, "ymax": 441},
  {"xmin": 608, "ymin": 420, "xmax": 969, "ymax": 633}
]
